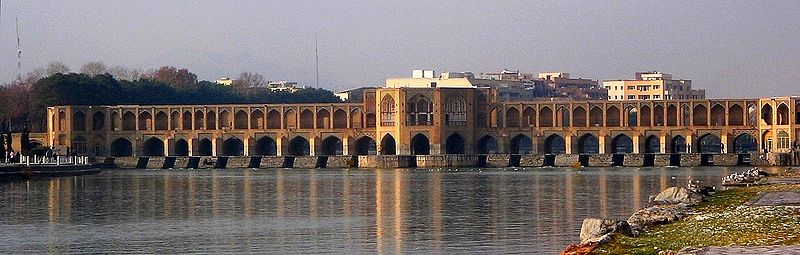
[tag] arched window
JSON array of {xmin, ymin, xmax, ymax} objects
[
  {"xmin": 380, "ymin": 95, "xmax": 395, "ymax": 126},
  {"xmin": 408, "ymin": 94, "xmax": 433, "ymax": 125},
  {"xmin": 778, "ymin": 131, "xmax": 790, "ymax": 149},
  {"xmin": 445, "ymin": 96, "xmax": 467, "ymax": 126}
]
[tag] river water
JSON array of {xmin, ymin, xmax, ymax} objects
[{"xmin": 0, "ymin": 167, "xmax": 752, "ymax": 254}]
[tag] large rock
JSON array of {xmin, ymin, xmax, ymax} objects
[
  {"xmin": 579, "ymin": 218, "xmax": 632, "ymax": 244},
  {"xmin": 627, "ymin": 203, "xmax": 691, "ymax": 228},
  {"xmin": 653, "ymin": 187, "xmax": 704, "ymax": 205}
]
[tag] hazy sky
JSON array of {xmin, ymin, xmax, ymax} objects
[{"xmin": 1, "ymin": 0, "xmax": 798, "ymax": 98}]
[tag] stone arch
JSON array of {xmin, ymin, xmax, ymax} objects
[
  {"xmin": 577, "ymin": 134, "xmax": 599, "ymax": 154},
  {"xmin": 251, "ymin": 109, "xmax": 264, "ymax": 129},
  {"xmin": 320, "ymin": 136, "xmax": 343, "ymax": 155},
  {"xmin": 58, "ymin": 111, "xmax": 67, "ymax": 131},
  {"xmin": 410, "ymin": 133, "xmax": 430, "ymax": 155},
  {"xmin": 728, "ymin": 104, "xmax": 744, "ymax": 126},
  {"xmin": 154, "ymin": 111, "xmax": 168, "ymax": 130},
  {"xmin": 316, "ymin": 108, "xmax": 331, "ymax": 129},
  {"xmin": 544, "ymin": 134, "xmax": 566, "ymax": 154},
  {"xmin": 194, "ymin": 110, "xmax": 205, "ymax": 130},
  {"xmin": 219, "ymin": 110, "xmax": 231, "ymax": 129},
  {"xmin": 284, "ymin": 109, "xmax": 297, "ymax": 129},
  {"xmin": 693, "ymin": 104, "xmax": 708, "ymax": 126},
  {"xmin": 762, "ymin": 130, "xmax": 774, "ymax": 152},
  {"xmin": 350, "ymin": 108, "xmax": 363, "ymax": 128},
  {"xmin": 196, "ymin": 138, "xmax": 213, "ymax": 156},
  {"xmin": 182, "ymin": 111, "xmax": 192, "ymax": 130},
  {"xmin": 509, "ymin": 134, "xmax": 533, "ymax": 154},
  {"xmin": 142, "ymin": 137, "xmax": 164, "ymax": 156},
  {"xmin": 122, "ymin": 111, "xmax": 136, "ymax": 130},
  {"xmin": 671, "ymin": 135, "xmax": 687, "ymax": 154},
  {"xmin": 72, "ymin": 111, "xmax": 87, "ymax": 131},
  {"xmin": 333, "ymin": 109, "xmax": 347, "ymax": 128},
  {"xmin": 734, "ymin": 134, "xmax": 757, "ymax": 153},
  {"xmin": 138, "ymin": 111, "xmax": 153, "ymax": 130},
  {"xmin": 627, "ymin": 107, "xmax": 638, "ymax": 127},
  {"xmin": 522, "ymin": 107, "xmax": 536, "ymax": 127},
  {"xmin": 572, "ymin": 106, "xmax": 587, "ymax": 127},
  {"xmin": 170, "ymin": 111, "xmax": 180, "ymax": 130},
  {"xmin": 558, "ymin": 106, "xmax": 571, "ymax": 127},
  {"xmin": 748, "ymin": 104, "xmax": 757, "ymax": 126},
  {"xmin": 445, "ymin": 133, "xmax": 465, "ymax": 154},
  {"xmin": 589, "ymin": 106, "xmax": 603, "ymax": 127},
  {"xmin": 640, "ymin": 105, "xmax": 652, "ymax": 126},
  {"xmin": 697, "ymin": 134, "xmax": 722, "ymax": 154},
  {"xmin": 645, "ymin": 135, "xmax": 660, "ymax": 154},
  {"xmin": 682, "ymin": 105, "xmax": 691, "ymax": 126},
  {"xmin": 300, "ymin": 109, "xmax": 314, "ymax": 129},
  {"xmin": 777, "ymin": 103, "xmax": 790, "ymax": 125},
  {"xmin": 254, "ymin": 136, "xmax": 277, "ymax": 156},
  {"xmin": 110, "ymin": 111, "xmax": 120, "ymax": 130},
  {"xmin": 505, "ymin": 107, "xmax": 520, "ymax": 127},
  {"xmin": 266, "ymin": 110, "xmax": 281, "ymax": 129},
  {"xmin": 666, "ymin": 105, "xmax": 678, "ymax": 126},
  {"xmin": 234, "ymin": 110, "xmax": 248, "ymax": 129},
  {"xmin": 761, "ymin": 104, "xmax": 773, "ymax": 125},
  {"xmin": 489, "ymin": 107, "xmax": 500, "ymax": 127},
  {"xmin": 173, "ymin": 139, "xmax": 189, "ymax": 156},
  {"xmin": 206, "ymin": 111, "xmax": 216, "ymax": 130},
  {"xmin": 710, "ymin": 104, "xmax": 726, "ymax": 126},
  {"xmin": 539, "ymin": 106, "xmax": 554, "ymax": 127},
  {"xmin": 288, "ymin": 136, "xmax": 311, "ymax": 156},
  {"xmin": 380, "ymin": 95, "xmax": 396, "ymax": 126},
  {"xmin": 110, "ymin": 138, "xmax": 133, "ymax": 157},
  {"xmin": 445, "ymin": 95, "xmax": 467, "ymax": 126},
  {"xmin": 221, "ymin": 137, "xmax": 244, "ymax": 156},
  {"xmin": 379, "ymin": 134, "xmax": 396, "ymax": 155},
  {"xmin": 606, "ymin": 106, "xmax": 621, "ymax": 127},
  {"xmin": 408, "ymin": 94, "xmax": 433, "ymax": 125},
  {"xmin": 354, "ymin": 136, "xmax": 377, "ymax": 155},
  {"xmin": 653, "ymin": 105, "xmax": 665, "ymax": 126},
  {"xmin": 611, "ymin": 134, "xmax": 633, "ymax": 154},
  {"xmin": 92, "ymin": 111, "xmax": 105, "ymax": 131},
  {"xmin": 476, "ymin": 135, "xmax": 498, "ymax": 154}
]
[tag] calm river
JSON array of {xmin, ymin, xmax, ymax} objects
[{"xmin": 0, "ymin": 167, "xmax": 752, "ymax": 254}]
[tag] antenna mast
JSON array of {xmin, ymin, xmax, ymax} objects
[
  {"xmin": 315, "ymin": 33, "xmax": 319, "ymax": 88},
  {"xmin": 16, "ymin": 16, "xmax": 21, "ymax": 81}
]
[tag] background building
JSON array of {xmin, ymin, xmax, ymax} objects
[
  {"xmin": 538, "ymin": 72, "xmax": 607, "ymax": 100},
  {"xmin": 604, "ymin": 71, "xmax": 705, "ymax": 101}
]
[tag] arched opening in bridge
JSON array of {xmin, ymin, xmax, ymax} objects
[
  {"xmin": 762, "ymin": 131, "xmax": 774, "ymax": 153},
  {"xmin": 777, "ymin": 103, "xmax": 790, "ymax": 125},
  {"xmin": 778, "ymin": 131, "xmax": 790, "ymax": 150},
  {"xmin": 611, "ymin": 134, "xmax": 633, "ymax": 154},
  {"xmin": 219, "ymin": 110, "xmax": 231, "ymax": 129},
  {"xmin": 366, "ymin": 113, "xmax": 376, "ymax": 128},
  {"xmin": 380, "ymin": 134, "xmax": 396, "ymax": 155},
  {"xmin": 476, "ymin": 135, "xmax": 498, "ymax": 154},
  {"xmin": 572, "ymin": 107, "xmax": 586, "ymax": 127},
  {"xmin": 589, "ymin": 106, "xmax": 603, "ymax": 127},
  {"xmin": 267, "ymin": 110, "xmax": 281, "ymax": 129},
  {"xmin": 380, "ymin": 95, "xmax": 396, "ymax": 126},
  {"xmin": 728, "ymin": 104, "xmax": 744, "ymax": 126},
  {"xmin": 666, "ymin": 105, "xmax": 678, "ymax": 126},
  {"xmin": 748, "ymin": 104, "xmax": 757, "ymax": 126},
  {"xmin": 92, "ymin": 112, "xmax": 105, "ymax": 131},
  {"xmin": 122, "ymin": 111, "xmax": 136, "ymax": 130},
  {"xmin": 408, "ymin": 95, "xmax": 432, "ymax": 125},
  {"xmin": 681, "ymin": 105, "xmax": 691, "ymax": 126},
  {"xmin": 320, "ymin": 136, "xmax": 343, "ymax": 155},
  {"xmin": 299, "ymin": 109, "xmax": 314, "ymax": 129},
  {"xmin": 142, "ymin": 137, "xmax": 164, "ymax": 156},
  {"xmin": 196, "ymin": 139, "xmax": 213, "ymax": 156},
  {"xmin": 251, "ymin": 110, "xmax": 264, "ymax": 129},
  {"xmin": 182, "ymin": 111, "xmax": 192, "ymax": 130},
  {"xmin": 72, "ymin": 111, "xmax": 86, "ymax": 131},
  {"xmin": 284, "ymin": 109, "xmax": 297, "ymax": 129},
  {"xmin": 138, "ymin": 112, "xmax": 153, "ymax": 130},
  {"xmin": 234, "ymin": 110, "xmax": 248, "ymax": 129},
  {"xmin": 410, "ymin": 134, "xmax": 430, "ymax": 155},
  {"xmin": 206, "ymin": 111, "xmax": 216, "ymax": 130},
  {"xmin": 522, "ymin": 107, "xmax": 536, "ymax": 127},
  {"xmin": 194, "ymin": 111, "xmax": 204, "ymax": 130},
  {"xmin": 355, "ymin": 136, "xmax": 376, "ymax": 155},
  {"xmin": 734, "ymin": 134, "xmax": 757, "ymax": 154},
  {"xmin": 333, "ymin": 109, "xmax": 347, "ymax": 128},
  {"xmin": 169, "ymin": 111, "xmax": 180, "ymax": 130},
  {"xmin": 476, "ymin": 95, "xmax": 488, "ymax": 127},
  {"xmin": 288, "ymin": 136, "xmax": 310, "ymax": 156},
  {"xmin": 761, "ymin": 104, "xmax": 773, "ymax": 125},
  {"xmin": 577, "ymin": 134, "xmax": 599, "ymax": 154},
  {"xmin": 544, "ymin": 134, "xmax": 566, "ymax": 154},
  {"xmin": 697, "ymin": 134, "xmax": 722, "ymax": 154},
  {"xmin": 255, "ymin": 137, "xmax": 277, "ymax": 156},
  {"xmin": 221, "ymin": 138, "xmax": 244, "ymax": 156},
  {"xmin": 173, "ymin": 139, "xmax": 189, "ymax": 156},
  {"xmin": 58, "ymin": 111, "xmax": 67, "ymax": 131},
  {"xmin": 558, "ymin": 107, "xmax": 571, "ymax": 127},
  {"xmin": 645, "ymin": 135, "xmax": 660, "ymax": 154},
  {"xmin": 350, "ymin": 109, "xmax": 363, "ymax": 128},
  {"xmin": 606, "ymin": 106, "xmax": 621, "ymax": 127},
  {"xmin": 711, "ymin": 104, "xmax": 726, "ymax": 126},
  {"xmin": 510, "ymin": 134, "xmax": 533, "ymax": 154},
  {"xmin": 154, "ymin": 111, "xmax": 168, "ymax": 130},
  {"xmin": 640, "ymin": 106, "xmax": 651, "ymax": 126},
  {"xmin": 445, "ymin": 96, "xmax": 467, "ymax": 126},
  {"xmin": 489, "ymin": 108, "xmax": 500, "ymax": 127},
  {"xmin": 693, "ymin": 105, "xmax": 708, "ymax": 126},
  {"xmin": 671, "ymin": 136, "xmax": 687, "ymax": 154},
  {"xmin": 110, "ymin": 138, "xmax": 133, "ymax": 157},
  {"xmin": 627, "ymin": 107, "xmax": 638, "ymax": 127},
  {"xmin": 505, "ymin": 107, "xmax": 520, "ymax": 127},
  {"xmin": 317, "ymin": 109, "xmax": 331, "ymax": 129},
  {"xmin": 445, "ymin": 133, "xmax": 465, "ymax": 154},
  {"xmin": 111, "ymin": 112, "xmax": 120, "ymax": 130},
  {"xmin": 654, "ymin": 105, "xmax": 665, "ymax": 126},
  {"xmin": 539, "ymin": 107, "xmax": 553, "ymax": 127},
  {"xmin": 796, "ymin": 102, "xmax": 800, "ymax": 124}
]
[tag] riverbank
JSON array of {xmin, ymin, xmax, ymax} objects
[
  {"xmin": 0, "ymin": 164, "xmax": 103, "ymax": 181},
  {"xmin": 591, "ymin": 170, "xmax": 800, "ymax": 254}
]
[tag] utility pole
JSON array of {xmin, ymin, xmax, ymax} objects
[
  {"xmin": 315, "ymin": 33, "xmax": 319, "ymax": 88},
  {"xmin": 16, "ymin": 16, "xmax": 22, "ymax": 81}
]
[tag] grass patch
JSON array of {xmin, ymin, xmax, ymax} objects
[{"xmin": 594, "ymin": 184, "xmax": 800, "ymax": 255}]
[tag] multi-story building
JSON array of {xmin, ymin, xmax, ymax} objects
[
  {"xmin": 604, "ymin": 71, "xmax": 705, "ymax": 101},
  {"xmin": 539, "ymin": 72, "xmax": 608, "ymax": 100},
  {"xmin": 386, "ymin": 70, "xmax": 536, "ymax": 101}
]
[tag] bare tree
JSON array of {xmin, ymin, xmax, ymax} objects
[
  {"xmin": 45, "ymin": 62, "xmax": 70, "ymax": 76},
  {"xmin": 80, "ymin": 61, "xmax": 108, "ymax": 77},
  {"xmin": 233, "ymin": 72, "xmax": 267, "ymax": 88},
  {"xmin": 108, "ymin": 66, "xmax": 130, "ymax": 80}
]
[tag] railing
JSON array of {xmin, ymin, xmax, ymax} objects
[{"xmin": 5, "ymin": 156, "xmax": 91, "ymax": 166}]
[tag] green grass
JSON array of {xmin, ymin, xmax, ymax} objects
[{"xmin": 594, "ymin": 184, "xmax": 800, "ymax": 255}]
